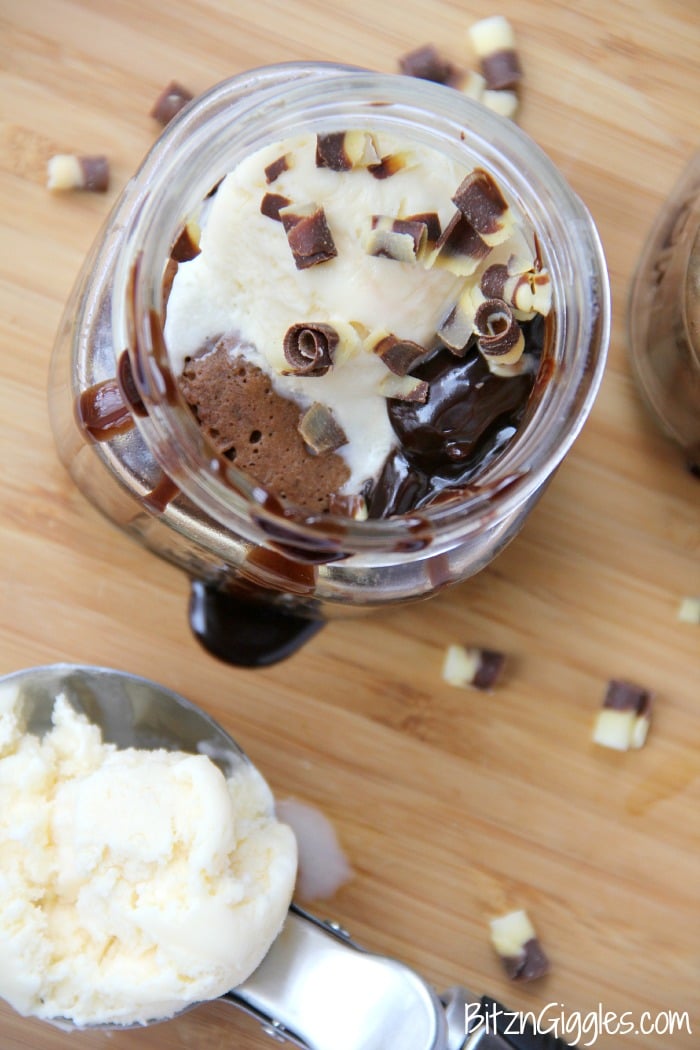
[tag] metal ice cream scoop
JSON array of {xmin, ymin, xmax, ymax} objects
[{"xmin": 0, "ymin": 664, "xmax": 575, "ymax": 1050}]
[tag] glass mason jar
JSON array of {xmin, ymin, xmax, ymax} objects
[
  {"xmin": 48, "ymin": 63, "xmax": 610, "ymax": 667},
  {"xmin": 628, "ymin": 150, "xmax": 700, "ymax": 474}
]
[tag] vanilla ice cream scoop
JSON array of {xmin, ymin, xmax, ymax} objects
[
  {"xmin": 0, "ymin": 666, "xmax": 571, "ymax": 1050},
  {"xmin": 0, "ymin": 665, "xmax": 297, "ymax": 1028}
]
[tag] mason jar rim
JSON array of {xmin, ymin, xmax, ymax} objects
[{"xmin": 113, "ymin": 62, "xmax": 610, "ymax": 557}]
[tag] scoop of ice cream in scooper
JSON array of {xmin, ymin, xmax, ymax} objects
[{"xmin": 0, "ymin": 665, "xmax": 575, "ymax": 1050}]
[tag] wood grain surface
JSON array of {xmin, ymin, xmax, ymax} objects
[{"xmin": 1, "ymin": 1, "xmax": 699, "ymax": 1047}]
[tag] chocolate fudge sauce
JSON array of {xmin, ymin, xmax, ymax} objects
[{"xmin": 368, "ymin": 315, "xmax": 545, "ymax": 516}]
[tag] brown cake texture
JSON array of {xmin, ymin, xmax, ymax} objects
[{"xmin": 178, "ymin": 337, "xmax": 350, "ymax": 512}]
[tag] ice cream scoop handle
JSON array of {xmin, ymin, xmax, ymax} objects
[{"xmin": 225, "ymin": 908, "xmax": 578, "ymax": 1050}]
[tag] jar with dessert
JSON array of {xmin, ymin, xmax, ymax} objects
[
  {"xmin": 628, "ymin": 150, "xmax": 700, "ymax": 474},
  {"xmin": 49, "ymin": 63, "xmax": 610, "ymax": 666}
]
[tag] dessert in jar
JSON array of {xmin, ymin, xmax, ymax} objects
[
  {"xmin": 48, "ymin": 63, "xmax": 610, "ymax": 667},
  {"xmin": 628, "ymin": 150, "xmax": 700, "ymax": 474}
]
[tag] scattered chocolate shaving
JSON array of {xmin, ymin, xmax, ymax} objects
[
  {"xmin": 442, "ymin": 645, "xmax": 505, "ymax": 689},
  {"xmin": 474, "ymin": 299, "xmax": 524, "ymax": 361},
  {"xmin": 371, "ymin": 333, "xmax": 427, "ymax": 375},
  {"xmin": 367, "ymin": 216, "xmax": 428, "ymax": 262},
  {"xmin": 150, "ymin": 80, "xmax": 194, "ymax": 126},
  {"xmin": 452, "ymin": 168, "xmax": 511, "ymax": 245},
  {"xmin": 47, "ymin": 154, "xmax": 110, "ymax": 193},
  {"xmin": 489, "ymin": 910, "xmax": 549, "ymax": 982},
  {"xmin": 592, "ymin": 679, "xmax": 653, "ymax": 751},
  {"xmin": 283, "ymin": 323, "xmax": 339, "ymax": 377},
  {"xmin": 298, "ymin": 402, "xmax": 348, "ymax": 454},
  {"xmin": 265, "ymin": 153, "xmax": 290, "ymax": 183},
  {"xmin": 280, "ymin": 203, "xmax": 338, "ymax": 269},
  {"xmin": 398, "ymin": 43, "xmax": 454, "ymax": 84},
  {"xmin": 468, "ymin": 15, "xmax": 523, "ymax": 91},
  {"xmin": 261, "ymin": 192, "xmax": 292, "ymax": 222}
]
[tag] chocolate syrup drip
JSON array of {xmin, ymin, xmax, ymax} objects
[
  {"xmin": 143, "ymin": 473, "xmax": 180, "ymax": 514},
  {"xmin": 188, "ymin": 579, "xmax": 323, "ymax": 667},
  {"xmin": 367, "ymin": 316, "xmax": 545, "ymax": 517},
  {"xmin": 77, "ymin": 378, "xmax": 134, "ymax": 441},
  {"xmin": 117, "ymin": 349, "xmax": 146, "ymax": 416}
]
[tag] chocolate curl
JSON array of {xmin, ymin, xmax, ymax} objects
[
  {"xmin": 366, "ymin": 331, "xmax": 427, "ymax": 375},
  {"xmin": 283, "ymin": 323, "xmax": 339, "ymax": 377},
  {"xmin": 315, "ymin": 131, "xmax": 379, "ymax": 171},
  {"xmin": 366, "ymin": 216, "xmax": 428, "ymax": 263},
  {"xmin": 398, "ymin": 44, "xmax": 454, "ymax": 84},
  {"xmin": 452, "ymin": 168, "xmax": 513, "ymax": 246},
  {"xmin": 473, "ymin": 298, "xmax": 525, "ymax": 364},
  {"xmin": 428, "ymin": 211, "xmax": 490, "ymax": 276},
  {"xmin": 47, "ymin": 154, "xmax": 109, "ymax": 193},
  {"xmin": 592, "ymin": 680, "xmax": 653, "ymax": 751},
  {"xmin": 468, "ymin": 15, "xmax": 523, "ymax": 91},
  {"xmin": 279, "ymin": 203, "xmax": 338, "ymax": 269},
  {"xmin": 150, "ymin": 81, "xmax": 194, "ymax": 126},
  {"xmin": 298, "ymin": 402, "xmax": 348, "ymax": 454}
]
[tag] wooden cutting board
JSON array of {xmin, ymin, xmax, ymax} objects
[{"xmin": 1, "ymin": 1, "xmax": 698, "ymax": 1047}]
